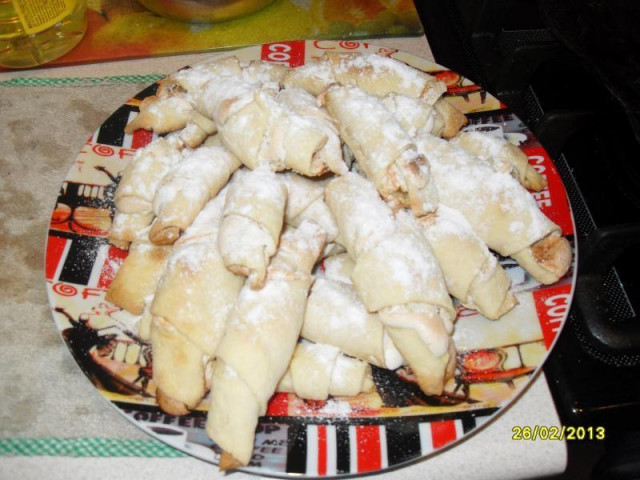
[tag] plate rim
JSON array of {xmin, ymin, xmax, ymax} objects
[{"xmin": 44, "ymin": 38, "xmax": 577, "ymax": 478}]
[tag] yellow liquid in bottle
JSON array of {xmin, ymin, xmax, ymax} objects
[{"xmin": 0, "ymin": 0, "xmax": 87, "ymax": 68}]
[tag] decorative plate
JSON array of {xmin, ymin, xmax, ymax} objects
[{"xmin": 45, "ymin": 40, "xmax": 576, "ymax": 477}]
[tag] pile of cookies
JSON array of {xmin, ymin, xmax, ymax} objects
[{"xmin": 105, "ymin": 52, "xmax": 571, "ymax": 468}]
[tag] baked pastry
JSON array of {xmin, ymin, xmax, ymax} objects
[
  {"xmin": 114, "ymin": 137, "xmax": 183, "ymax": 214},
  {"xmin": 124, "ymin": 94, "xmax": 193, "ymax": 135},
  {"xmin": 206, "ymin": 221, "xmax": 325, "ymax": 468},
  {"xmin": 282, "ymin": 173, "xmax": 338, "ymax": 242},
  {"xmin": 356, "ymin": 211, "xmax": 457, "ymax": 395},
  {"xmin": 109, "ymin": 211, "xmax": 154, "ymax": 250},
  {"xmin": 433, "ymin": 97, "xmax": 469, "ymax": 139},
  {"xmin": 192, "ymin": 59, "xmax": 285, "ymax": 127},
  {"xmin": 167, "ymin": 110, "xmax": 218, "ymax": 149},
  {"xmin": 216, "ymin": 88, "xmax": 345, "ymax": 176},
  {"xmin": 128, "ymin": 57, "xmax": 286, "ymax": 152},
  {"xmin": 303, "ymin": 275, "xmax": 405, "ymax": 369},
  {"xmin": 325, "ymin": 173, "xmax": 456, "ymax": 395},
  {"xmin": 149, "ymin": 144, "xmax": 241, "ymax": 245},
  {"xmin": 150, "ymin": 191, "xmax": 244, "ymax": 414},
  {"xmin": 218, "ymin": 167, "xmax": 287, "ymax": 289},
  {"xmin": 151, "ymin": 316, "xmax": 208, "ymax": 415},
  {"xmin": 416, "ymin": 133, "xmax": 571, "ymax": 284},
  {"xmin": 380, "ymin": 92, "xmax": 445, "ymax": 138},
  {"xmin": 451, "ymin": 130, "xmax": 547, "ymax": 191},
  {"xmin": 417, "ymin": 204, "xmax": 517, "ymax": 319},
  {"xmin": 323, "ymin": 84, "xmax": 438, "ymax": 215},
  {"xmin": 277, "ymin": 341, "xmax": 375, "ymax": 400},
  {"xmin": 272, "ymin": 87, "xmax": 345, "ymax": 175},
  {"xmin": 319, "ymin": 251, "xmax": 355, "ymax": 284},
  {"xmin": 105, "ymin": 237, "xmax": 172, "ymax": 315},
  {"xmin": 285, "ymin": 51, "xmax": 466, "ymax": 139},
  {"xmin": 136, "ymin": 296, "xmax": 154, "ymax": 341},
  {"xmin": 172, "ymin": 56, "xmax": 244, "ymax": 94},
  {"xmin": 284, "ymin": 52, "xmax": 446, "ymax": 104}
]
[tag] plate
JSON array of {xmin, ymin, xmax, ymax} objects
[{"xmin": 45, "ymin": 40, "xmax": 576, "ymax": 477}]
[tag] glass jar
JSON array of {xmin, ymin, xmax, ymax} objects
[{"xmin": 137, "ymin": 0, "xmax": 275, "ymax": 23}]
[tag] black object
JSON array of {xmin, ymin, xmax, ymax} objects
[
  {"xmin": 415, "ymin": 0, "xmax": 640, "ymax": 478},
  {"xmin": 576, "ymin": 224, "xmax": 640, "ymax": 355}
]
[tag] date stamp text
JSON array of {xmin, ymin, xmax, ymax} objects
[{"xmin": 512, "ymin": 425, "xmax": 605, "ymax": 441}]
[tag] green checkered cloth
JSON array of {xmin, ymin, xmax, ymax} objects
[
  {"xmin": 0, "ymin": 438, "xmax": 185, "ymax": 457},
  {"xmin": 0, "ymin": 75, "xmax": 164, "ymax": 88},
  {"xmin": 0, "ymin": 70, "xmax": 183, "ymax": 462}
]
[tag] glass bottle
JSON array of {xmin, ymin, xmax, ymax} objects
[{"xmin": 0, "ymin": 0, "xmax": 87, "ymax": 68}]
